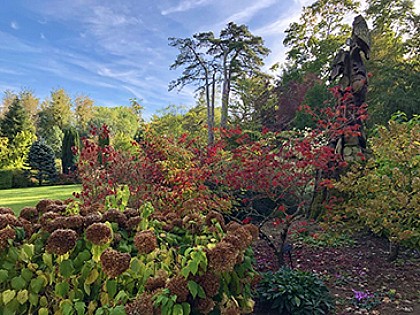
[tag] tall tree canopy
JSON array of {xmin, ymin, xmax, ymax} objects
[
  {"xmin": 0, "ymin": 96, "xmax": 35, "ymax": 141},
  {"xmin": 170, "ymin": 22, "xmax": 269, "ymax": 144}
]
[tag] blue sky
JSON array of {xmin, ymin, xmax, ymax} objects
[{"xmin": 1, "ymin": 1, "xmax": 417, "ymax": 119}]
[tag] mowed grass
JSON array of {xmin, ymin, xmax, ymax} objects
[{"xmin": 0, "ymin": 184, "xmax": 81, "ymax": 214}]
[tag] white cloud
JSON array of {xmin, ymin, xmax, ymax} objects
[
  {"xmin": 40, "ymin": 33, "xmax": 46, "ymax": 40},
  {"xmin": 161, "ymin": 0, "xmax": 211, "ymax": 15},
  {"xmin": 10, "ymin": 21, "xmax": 19, "ymax": 30},
  {"xmin": 223, "ymin": 0, "xmax": 276, "ymax": 24}
]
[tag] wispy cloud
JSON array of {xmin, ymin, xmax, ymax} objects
[
  {"xmin": 161, "ymin": 0, "xmax": 211, "ymax": 15},
  {"xmin": 10, "ymin": 21, "xmax": 19, "ymax": 30},
  {"xmin": 223, "ymin": 0, "xmax": 276, "ymax": 24}
]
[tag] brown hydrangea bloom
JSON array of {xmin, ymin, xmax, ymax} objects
[
  {"xmin": 0, "ymin": 227, "xmax": 16, "ymax": 250},
  {"xmin": 162, "ymin": 223, "xmax": 174, "ymax": 232},
  {"xmin": 49, "ymin": 204, "xmax": 68, "ymax": 214},
  {"xmin": 195, "ymin": 271, "xmax": 220, "ymax": 298},
  {"xmin": 0, "ymin": 207, "xmax": 14, "ymax": 215},
  {"xmin": 126, "ymin": 216, "xmax": 141, "ymax": 230},
  {"xmin": 244, "ymin": 223, "xmax": 259, "ymax": 240},
  {"xmin": 64, "ymin": 215, "xmax": 85, "ymax": 233},
  {"xmin": 46, "ymin": 229, "xmax": 78, "ymax": 255},
  {"xmin": 0, "ymin": 214, "xmax": 20, "ymax": 229},
  {"xmin": 54, "ymin": 200, "xmax": 64, "ymax": 206},
  {"xmin": 85, "ymin": 223, "xmax": 112, "ymax": 245},
  {"xmin": 39, "ymin": 212, "xmax": 61, "ymax": 230},
  {"xmin": 36, "ymin": 199, "xmax": 54, "ymax": 214},
  {"xmin": 226, "ymin": 221, "xmax": 242, "ymax": 233},
  {"xmin": 134, "ymin": 230, "xmax": 157, "ymax": 254},
  {"xmin": 166, "ymin": 275, "xmax": 189, "ymax": 302},
  {"xmin": 125, "ymin": 292, "xmax": 154, "ymax": 315},
  {"xmin": 205, "ymin": 211, "xmax": 226, "ymax": 230},
  {"xmin": 44, "ymin": 216, "xmax": 67, "ymax": 233},
  {"xmin": 195, "ymin": 297, "xmax": 216, "ymax": 314},
  {"xmin": 124, "ymin": 208, "xmax": 139, "ymax": 218},
  {"xmin": 223, "ymin": 234, "xmax": 247, "ymax": 252},
  {"xmin": 100, "ymin": 248, "xmax": 131, "ymax": 278},
  {"xmin": 83, "ymin": 213, "xmax": 102, "ymax": 228},
  {"xmin": 207, "ymin": 241, "xmax": 238, "ymax": 273},
  {"xmin": 19, "ymin": 207, "xmax": 38, "ymax": 223},
  {"xmin": 112, "ymin": 232, "xmax": 122, "ymax": 245},
  {"xmin": 102, "ymin": 209, "xmax": 127, "ymax": 227},
  {"xmin": 145, "ymin": 271, "xmax": 167, "ymax": 292}
]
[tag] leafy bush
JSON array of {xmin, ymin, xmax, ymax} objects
[
  {"xmin": 0, "ymin": 169, "xmax": 13, "ymax": 189},
  {"xmin": 11, "ymin": 169, "xmax": 32, "ymax": 188},
  {"xmin": 256, "ymin": 268, "xmax": 334, "ymax": 315},
  {"xmin": 0, "ymin": 200, "xmax": 258, "ymax": 314},
  {"xmin": 334, "ymin": 114, "xmax": 420, "ymax": 258}
]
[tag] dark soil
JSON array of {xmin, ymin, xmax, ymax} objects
[{"xmin": 252, "ymin": 228, "xmax": 420, "ymax": 315}]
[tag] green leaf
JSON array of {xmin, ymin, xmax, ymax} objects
[
  {"xmin": 21, "ymin": 244, "xmax": 35, "ymax": 261},
  {"xmin": 0, "ymin": 269, "xmax": 9, "ymax": 283},
  {"xmin": 55, "ymin": 282, "xmax": 70, "ymax": 298},
  {"xmin": 106, "ymin": 279, "xmax": 117, "ymax": 299},
  {"xmin": 11, "ymin": 276, "xmax": 27, "ymax": 290},
  {"xmin": 16, "ymin": 289, "xmax": 28, "ymax": 304},
  {"xmin": 187, "ymin": 281, "xmax": 198, "ymax": 299},
  {"xmin": 74, "ymin": 301, "xmax": 86, "ymax": 315},
  {"xmin": 38, "ymin": 308, "xmax": 49, "ymax": 315},
  {"xmin": 85, "ymin": 268, "xmax": 99, "ymax": 285},
  {"xmin": 109, "ymin": 306, "xmax": 126, "ymax": 315},
  {"xmin": 181, "ymin": 266, "xmax": 190, "ymax": 278},
  {"xmin": 173, "ymin": 304, "xmax": 183, "ymax": 315},
  {"xmin": 2, "ymin": 289, "xmax": 16, "ymax": 304},
  {"xmin": 294, "ymin": 296, "xmax": 301, "ymax": 307},
  {"xmin": 182, "ymin": 302, "xmax": 191, "ymax": 315},
  {"xmin": 197, "ymin": 285, "xmax": 206, "ymax": 299},
  {"xmin": 60, "ymin": 260, "xmax": 75, "ymax": 278},
  {"xmin": 42, "ymin": 253, "xmax": 53, "ymax": 268},
  {"xmin": 29, "ymin": 292, "xmax": 38, "ymax": 306},
  {"xmin": 21, "ymin": 268, "xmax": 33, "ymax": 282},
  {"xmin": 60, "ymin": 299, "xmax": 74, "ymax": 315},
  {"xmin": 189, "ymin": 260, "xmax": 198, "ymax": 275},
  {"xmin": 30, "ymin": 277, "xmax": 46, "ymax": 294}
]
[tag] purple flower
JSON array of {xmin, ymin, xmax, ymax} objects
[{"xmin": 352, "ymin": 289, "xmax": 372, "ymax": 301}]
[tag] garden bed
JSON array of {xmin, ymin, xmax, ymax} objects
[{"xmin": 252, "ymin": 228, "xmax": 420, "ymax": 314}]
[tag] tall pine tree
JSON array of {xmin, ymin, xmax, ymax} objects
[
  {"xmin": 0, "ymin": 97, "xmax": 35, "ymax": 141},
  {"xmin": 28, "ymin": 140, "xmax": 57, "ymax": 185}
]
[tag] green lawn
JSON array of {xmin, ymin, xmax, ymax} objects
[{"xmin": 0, "ymin": 184, "xmax": 81, "ymax": 214}]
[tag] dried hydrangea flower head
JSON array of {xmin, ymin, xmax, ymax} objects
[
  {"xmin": 83, "ymin": 213, "xmax": 102, "ymax": 229},
  {"xmin": 134, "ymin": 230, "xmax": 157, "ymax": 254},
  {"xmin": 36, "ymin": 199, "xmax": 54, "ymax": 214},
  {"xmin": 19, "ymin": 207, "xmax": 38, "ymax": 223},
  {"xmin": 166, "ymin": 275, "xmax": 189, "ymax": 302},
  {"xmin": 125, "ymin": 291, "xmax": 155, "ymax": 315},
  {"xmin": 102, "ymin": 209, "xmax": 127, "ymax": 227},
  {"xmin": 145, "ymin": 269, "xmax": 168, "ymax": 292},
  {"xmin": 85, "ymin": 222, "xmax": 112, "ymax": 245},
  {"xmin": 0, "ymin": 227, "xmax": 16, "ymax": 250},
  {"xmin": 100, "ymin": 248, "xmax": 131, "ymax": 278},
  {"xmin": 195, "ymin": 297, "xmax": 216, "ymax": 314},
  {"xmin": 205, "ymin": 211, "xmax": 226, "ymax": 231},
  {"xmin": 195, "ymin": 271, "xmax": 220, "ymax": 297},
  {"xmin": 46, "ymin": 229, "xmax": 78, "ymax": 255},
  {"xmin": 207, "ymin": 241, "xmax": 238, "ymax": 273},
  {"xmin": 64, "ymin": 215, "xmax": 85, "ymax": 233},
  {"xmin": 0, "ymin": 207, "xmax": 14, "ymax": 215},
  {"xmin": 0, "ymin": 214, "xmax": 20, "ymax": 229}
]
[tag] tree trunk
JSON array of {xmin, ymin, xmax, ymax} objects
[
  {"xmin": 205, "ymin": 72, "xmax": 214, "ymax": 146},
  {"xmin": 221, "ymin": 52, "xmax": 230, "ymax": 128}
]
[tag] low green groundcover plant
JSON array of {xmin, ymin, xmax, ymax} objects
[
  {"xmin": 256, "ymin": 268, "xmax": 334, "ymax": 315},
  {"xmin": 0, "ymin": 200, "xmax": 258, "ymax": 314}
]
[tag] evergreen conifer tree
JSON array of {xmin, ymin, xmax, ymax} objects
[
  {"xmin": 0, "ymin": 97, "xmax": 34, "ymax": 141},
  {"xmin": 61, "ymin": 127, "xmax": 80, "ymax": 174},
  {"xmin": 28, "ymin": 140, "xmax": 57, "ymax": 185}
]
